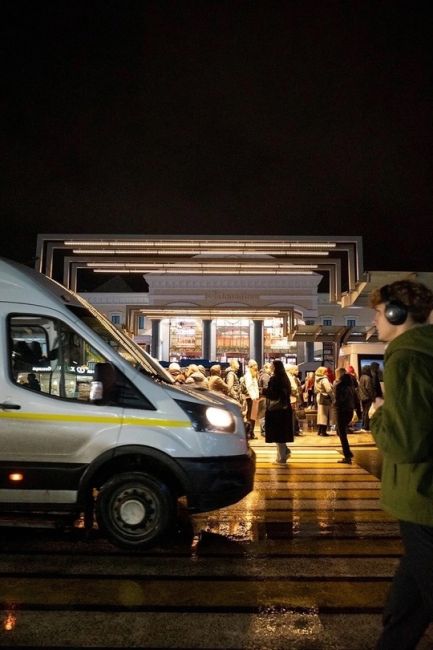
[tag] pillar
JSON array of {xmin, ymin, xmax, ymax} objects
[
  {"xmin": 253, "ymin": 320, "xmax": 264, "ymax": 367},
  {"xmin": 151, "ymin": 319, "xmax": 160, "ymax": 359},
  {"xmin": 306, "ymin": 342, "xmax": 315, "ymax": 362},
  {"xmin": 202, "ymin": 319, "xmax": 211, "ymax": 360},
  {"xmin": 126, "ymin": 308, "xmax": 136, "ymax": 336}
]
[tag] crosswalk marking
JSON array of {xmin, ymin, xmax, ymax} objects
[{"xmin": 0, "ymin": 437, "xmax": 414, "ymax": 648}]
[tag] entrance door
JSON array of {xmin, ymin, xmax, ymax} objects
[
  {"xmin": 215, "ymin": 318, "xmax": 250, "ymax": 361},
  {"xmin": 1, "ymin": 313, "xmax": 123, "ymax": 462}
]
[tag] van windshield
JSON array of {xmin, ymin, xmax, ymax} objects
[{"xmin": 67, "ymin": 302, "xmax": 173, "ymax": 383}]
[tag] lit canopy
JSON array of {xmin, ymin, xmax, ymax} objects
[{"xmin": 36, "ymin": 234, "xmax": 364, "ymax": 303}]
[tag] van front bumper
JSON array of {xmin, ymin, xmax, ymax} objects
[{"xmin": 177, "ymin": 448, "xmax": 256, "ymax": 513}]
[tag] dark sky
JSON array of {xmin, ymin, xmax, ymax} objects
[{"xmin": 2, "ymin": 0, "xmax": 433, "ymax": 271}]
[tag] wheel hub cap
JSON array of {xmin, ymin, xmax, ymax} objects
[{"xmin": 119, "ymin": 498, "xmax": 146, "ymax": 526}]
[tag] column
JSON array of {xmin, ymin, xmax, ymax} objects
[
  {"xmin": 202, "ymin": 319, "xmax": 211, "ymax": 360},
  {"xmin": 126, "ymin": 307, "xmax": 136, "ymax": 336},
  {"xmin": 151, "ymin": 319, "xmax": 160, "ymax": 359},
  {"xmin": 296, "ymin": 342, "xmax": 306, "ymax": 364},
  {"xmin": 253, "ymin": 320, "xmax": 264, "ymax": 367},
  {"xmin": 306, "ymin": 342, "xmax": 315, "ymax": 362}
]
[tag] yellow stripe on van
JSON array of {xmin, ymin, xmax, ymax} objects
[
  {"xmin": 0, "ymin": 411, "xmax": 189, "ymax": 428},
  {"xmin": 123, "ymin": 417, "xmax": 189, "ymax": 428}
]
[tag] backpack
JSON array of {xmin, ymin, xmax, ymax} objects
[
  {"xmin": 225, "ymin": 369, "xmax": 241, "ymax": 402},
  {"xmin": 239, "ymin": 375, "xmax": 249, "ymax": 396}
]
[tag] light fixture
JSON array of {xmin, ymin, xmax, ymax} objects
[{"xmin": 9, "ymin": 473, "xmax": 23, "ymax": 482}]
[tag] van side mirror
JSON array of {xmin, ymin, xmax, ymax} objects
[{"xmin": 89, "ymin": 381, "xmax": 103, "ymax": 402}]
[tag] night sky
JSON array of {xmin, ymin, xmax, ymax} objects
[{"xmin": 2, "ymin": 1, "xmax": 433, "ymax": 271}]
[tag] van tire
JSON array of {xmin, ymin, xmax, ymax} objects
[{"xmin": 95, "ymin": 472, "xmax": 175, "ymax": 549}]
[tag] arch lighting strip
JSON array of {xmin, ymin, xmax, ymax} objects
[
  {"xmin": 92, "ymin": 269, "xmax": 314, "ymax": 275},
  {"xmin": 73, "ymin": 248, "xmax": 330, "ymax": 256},
  {"xmin": 65, "ymin": 239, "xmax": 336, "ymax": 249},
  {"xmin": 86, "ymin": 262, "xmax": 318, "ymax": 269}
]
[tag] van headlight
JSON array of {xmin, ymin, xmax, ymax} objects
[{"xmin": 175, "ymin": 400, "xmax": 235, "ymax": 433}]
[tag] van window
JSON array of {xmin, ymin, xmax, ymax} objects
[
  {"xmin": 8, "ymin": 315, "xmax": 154, "ymax": 409},
  {"xmin": 67, "ymin": 303, "xmax": 173, "ymax": 384}
]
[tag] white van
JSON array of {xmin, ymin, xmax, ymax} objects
[{"xmin": 0, "ymin": 258, "xmax": 255, "ymax": 549}]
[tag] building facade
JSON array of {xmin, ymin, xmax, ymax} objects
[{"xmin": 35, "ymin": 234, "xmax": 432, "ymax": 370}]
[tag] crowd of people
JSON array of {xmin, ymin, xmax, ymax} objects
[{"xmin": 165, "ymin": 357, "xmax": 382, "ymax": 466}]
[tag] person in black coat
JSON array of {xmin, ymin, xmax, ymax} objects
[
  {"xmin": 370, "ymin": 361, "xmax": 383, "ymax": 399},
  {"xmin": 334, "ymin": 368, "xmax": 356, "ymax": 464},
  {"xmin": 262, "ymin": 359, "xmax": 294, "ymax": 464},
  {"xmin": 358, "ymin": 365, "xmax": 375, "ymax": 430}
]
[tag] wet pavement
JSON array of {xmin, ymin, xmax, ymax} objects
[{"xmin": 1, "ymin": 429, "xmax": 432, "ymax": 648}]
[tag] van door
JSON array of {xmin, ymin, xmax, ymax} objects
[{"xmin": 0, "ymin": 313, "xmax": 123, "ymax": 463}]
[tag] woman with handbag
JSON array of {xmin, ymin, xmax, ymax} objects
[
  {"xmin": 314, "ymin": 366, "xmax": 334, "ymax": 436},
  {"xmin": 262, "ymin": 359, "xmax": 294, "ymax": 464}
]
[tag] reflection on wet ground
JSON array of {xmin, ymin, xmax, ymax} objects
[{"xmin": 0, "ymin": 432, "xmax": 432, "ymax": 648}]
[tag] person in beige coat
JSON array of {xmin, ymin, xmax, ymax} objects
[
  {"xmin": 286, "ymin": 364, "xmax": 304, "ymax": 436},
  {"xmin": 242, "ymin": 359, "xmax": 260, "ymax": 439},
  {"xmin": 314, "ymin": 366, "xmax": 334, "ymax": 436}
]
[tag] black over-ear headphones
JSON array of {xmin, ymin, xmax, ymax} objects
[{"xmin": 380, "ymin": 285, "xmax": 409, "ymax": 325}]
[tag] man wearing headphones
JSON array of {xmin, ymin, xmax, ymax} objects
[{"xmin": 369, "ymin": 280, "xmax": 433, "ymax": 649}]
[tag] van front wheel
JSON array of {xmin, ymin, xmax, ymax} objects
[{"xmin": 95, "ymin": 472, "xmax": 175, "ymax": 549}]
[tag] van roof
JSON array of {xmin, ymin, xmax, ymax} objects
[{"xmin": 0, "ymin": 257, "xmax": 82, "ymax": 311}]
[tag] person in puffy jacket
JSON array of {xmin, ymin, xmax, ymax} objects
[
  {"xmin": 370, "ymin": 279, "xmax": 433, "ymax": 650},
  {"xmin": 225, "ymin": 359, "xmax": 242, "ymax": 402}
]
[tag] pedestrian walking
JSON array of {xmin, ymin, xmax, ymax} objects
[
  {"xmin": 369, "ymin": 279, "xmax": 433, "ymax": 650},
  {"xmin": 333, "ymin": 368, "xmax": 355, "ymax": 464},
  {"xmin": 262, "ymin": 359, "xmax": 293, "ymax": 464}
]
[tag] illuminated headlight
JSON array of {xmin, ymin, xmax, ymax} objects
[
  {"xmin": 206, "ymin": 407, "xmax": 233, "ymax": 430},
  {"xmin": 175, "ymin": 400, "xmax": 236, "ymax": 433}
]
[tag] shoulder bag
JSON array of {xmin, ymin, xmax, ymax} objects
[
  {"xmin": 318, "ymin": 392, "xmax": 332, "ymax": 405},
  {"xmin": 266, "ymin": 396, "xmax": 289, "ymax": 412}
]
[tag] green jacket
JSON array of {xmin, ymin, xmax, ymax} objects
[{"xmin": 371, "ymin": 324, "xmax": 433, "ymax": 526}]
